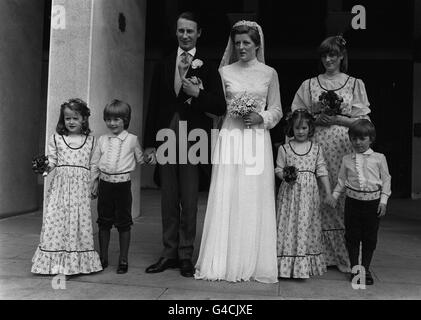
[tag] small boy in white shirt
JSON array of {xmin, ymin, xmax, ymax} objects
[
  {"xmin": 91, "ymin": 99, "xmax": 144, "ymax": 274},
  {"xmin": 327, "ymin": 119, "xmax": 391, "ymax": 285}
]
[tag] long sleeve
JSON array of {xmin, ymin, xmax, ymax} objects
[
  {"xmin": 379, "ymin": 154, "xmax": 392, "ymax": 204},
  {"xmin": 291, "ymin": 79, "xmax": 312, "ymax": 111},
  {"xmin": 90, "ymin": 136, "xmax": 102, "ymax": 182},
  {"xmin": 315, "ymin": 145, "xmax": 328, "ymax": 177},
  {"xmin": 258, "ymin": 69, "xmax": 283, "ymax": 129},
  {"xmin": 333, "ymin": 157, "xmax": 347, "ymax": 200},
  {"xmin": 274, "ymin": 145, "xmax": 286, "ymax": 176},
  {"xmin": 350, "ymin": 79, "xmax": 371, "ymax": 118},
  {"xmin": 191, "ymin": 60, "xmax": 227, "ymax": 117},
  {"xmin": 134, "ymin": 137, "xmax": 145, "ymax": 164},
  {"xmin": 47, "ymin": 134, "xmax": 58, "ymax": 168}
]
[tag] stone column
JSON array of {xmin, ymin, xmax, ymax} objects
[
  {"xmin": 0, "ymin": 0, "xmax": 45, "ymax": 218},
  {"xmin": 46, "ymin": 0, "xmax": 146, "ymax": 222}
]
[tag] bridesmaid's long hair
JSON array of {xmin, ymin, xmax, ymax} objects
[
  {"xmin": 318, "ymin": 35, "xmax": 348, "ymax": 73},
  {"xmin": 56, "ymin": 98, "xmax": 91, "ymax": 136}
]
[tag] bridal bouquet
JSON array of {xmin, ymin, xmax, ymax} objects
[
  {"xmin": 227, "ymin": 92, "xmax": 261, "ymax": 118},
  {"xmin": 283, "ymin": 166, "xmax": 298, "ymax": 183},
  {"xmin": 317, "ymin": 90, "xmax": 344, "ymax": 116},
  {"xmin": 31, "ymin": 155, "xmax": 49, "ymax": 176}
]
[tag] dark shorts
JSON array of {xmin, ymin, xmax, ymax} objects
[{"xmin": 97, "ymin": 180, "xmax": 133, "ymax": 232}]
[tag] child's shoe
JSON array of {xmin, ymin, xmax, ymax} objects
[
  {"xmin": 100, "ymin": 258, "xmax": 108, "ymax": 269},
  {"xmin": 117, "ymin": 261, "xmax": 128, "ymax": 274}
]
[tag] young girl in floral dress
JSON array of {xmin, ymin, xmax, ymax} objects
[
  {"xmin": 31, "ymin": 98, "xmax": 102, "ymax": 275},
  {"xmin": 276, "ymin": 109, "xmax": 334, "ymax": 279}
]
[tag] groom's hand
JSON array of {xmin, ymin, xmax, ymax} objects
[
  {"xmin": 144, "ymin": 147, "xmax": 157, "ymax": 165},
  {"xmin": 182, "ymin": 77, "xmax": 200, "ymax": 98}
]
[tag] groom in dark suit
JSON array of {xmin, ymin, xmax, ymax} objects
[{"xmin": 143, "ymin": 12, "xmax": 226, "ymax": 277}]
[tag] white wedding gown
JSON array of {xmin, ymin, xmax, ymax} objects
[{"xmin": 194, "ymin": 58, "xmax": 282, "ymax": 283}]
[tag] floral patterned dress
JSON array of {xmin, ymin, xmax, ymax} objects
[
  {"xmin": 276, "ymin": 141, "xmax": 328, "ymax": 278},
  {"xmin": 292, "ymin": 75, "xmax": 370, "ymax": 273},
  {"xmin": 31, "ymin": 134, "xmax": 102, "ymax": 275}
]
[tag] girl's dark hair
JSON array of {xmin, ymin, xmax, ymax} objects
[
  {"xmin": 318, "ymin": 35, "xmax": 348, "ymax": 73},
  {"xmin": 103, "ymin": 99, "xmax": 132, "ymax": 130},
  {"xmin": 176, "ymin": 11, "xmax": 201, "ymax": 30},
  {"xmin": 230, "ymin": 24, "xmax": 261, "ymax": 47},
  {"xmin": 285, "ymin": 109, "xmax": 315, "ymax": 138},
  {"xmin": 56, "ymin": 98, "xmax": 91, "ymax": 135},
  {"xmin": 348, "ymin": 119, "xmax": 376, "ymax": 143}
]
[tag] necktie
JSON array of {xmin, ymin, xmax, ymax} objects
[
  {"xmin": 178, "ymin": 51, "xmax": 190, "ymax": 78},
  {"xmin": 175, "ymin": 51, "xmax": 191, "ymax": 95}
]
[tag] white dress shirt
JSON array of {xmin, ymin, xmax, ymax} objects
[
  {"xmin": 174, "ymin": 47, "xmax": 196, "ymax": 95},
  {"xmin": 333, "ymin": 148, "xmax": 392, "ymax": 204},
  {"xmin": 91, "ymin": 130, "xmax": 144, "ymax": 183}
]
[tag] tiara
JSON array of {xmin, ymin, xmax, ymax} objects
[{"xmin": 233, "ymin": 20, "xmax": 259, "ymax": 29}]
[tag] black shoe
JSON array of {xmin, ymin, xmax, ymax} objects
[
  {"xmin": 179, "ymin": 259, "xmax": 194, "ymax": 278},
  {"xmin": 145, "ymin": 257, "xmax": 179, "ymax": 273},
  {"xmin": 100, "ymin": 258, "xmax": 108, "ymax": 269},
  {"xmin": 117, "ymin": 261, "xmax": 128, "ymax": 274},
  {"xmin": 365, "ymin": 270, "xmax": 374, "ymax": 285}
]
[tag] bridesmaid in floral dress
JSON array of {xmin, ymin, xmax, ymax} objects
[
  {"xmin": 291, "ymin": 36, "xmax": 371, "ymax": 273},
  {"xmin": 31, "ymin": 99, "xmax": 102, "ymax": 275}
]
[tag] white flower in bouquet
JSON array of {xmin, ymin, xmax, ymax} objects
[{"xmin": 227, "ymin": 92, "xmax": 262, "ymax": 118}]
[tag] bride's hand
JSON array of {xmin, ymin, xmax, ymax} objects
[{"xmin": 243, "ymin": 112, "xmax": 263, "ymax": 127}]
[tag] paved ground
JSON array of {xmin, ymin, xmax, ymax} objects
[{"xmin": 1, "ymin": 190, "xmax": 421, "ymax": 300}]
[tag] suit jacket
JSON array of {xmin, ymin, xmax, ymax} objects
[{"xmin": 144, "ymin": 49, "xmax": 226, "ymax": 152}]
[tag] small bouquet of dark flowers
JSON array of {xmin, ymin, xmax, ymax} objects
[
  {"xmin": 283, "ymin": 166, "xmax": 298, "ymax": 184},
  {"xmin": 31, "ymin": 155, "xmax": 49, "ymax": 176},
  {"xmin": 228, "ymin": 92, "xmax": 261, "ymax": 120},
  {"xmin": 317, "ymin": 90, "xmax": 344, "ymax": 116}
]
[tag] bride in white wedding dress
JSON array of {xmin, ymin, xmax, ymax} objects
[{"xmin": 194, "ymin": 20, "xmax": 282, "ymax": 283}]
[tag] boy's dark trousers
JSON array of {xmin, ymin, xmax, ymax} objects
[
  {"xmin": 97, "ymin": 180, "xmax": 133, "ymax": 264},
  {"xmin": 344, "ymin": 197, "xmax": 380, "ymax": 271}
]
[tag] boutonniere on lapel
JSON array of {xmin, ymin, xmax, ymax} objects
[{"xmin": 191, "ymin": 59, "xmax": 203, "ymax": 69}]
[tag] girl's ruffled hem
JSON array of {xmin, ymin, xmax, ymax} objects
[
  {"xmin": 277, "ymin": 254, "xmax": 327, "ymax": 279},
  {"xmin": 31, "ymin": 247, "xmax": 103, "ymax": 275},
  {"xmin": 322, "ymin": 229, "xmax": 351, "ymax": 273}
]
